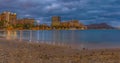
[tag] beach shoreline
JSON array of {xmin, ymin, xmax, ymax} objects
[{"xmin": 0, "ymin": 38, "xmax": 120, "ymax": 63}]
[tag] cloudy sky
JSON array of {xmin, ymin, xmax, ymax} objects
[{"xmin": 0, "ymin": 0, "xmax": 120, "ymax": 27}]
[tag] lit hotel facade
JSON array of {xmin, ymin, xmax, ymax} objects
[
  {"xmin": 51, "ymin": 16, "xmax": 87, "ymax": 30},
  {"xmin": 0, "ymin": 11, "xmax": 35, "ymax": 27},
  {"xmin": 0, "ymin": 11, "xmax": 17, "ymax": 26},
  {"xmin": 51, "ymin": 16, "xmax": 61, "ymax": 27}
]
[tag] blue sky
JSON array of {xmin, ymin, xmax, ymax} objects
[{"xmin": 0, "ymin": 0, "xmax": 120, "ymax": 27}]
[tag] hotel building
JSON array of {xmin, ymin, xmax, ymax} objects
[
  {"xmin": 51, "ymin": 16, "xmax": 87, "ymax": 30},
  {"xmin": 17, "ymin": 18, "xmax": 34, "ymax": 25},
  {"xmin": 0, "ymin": 11, "xmax": 17, "ymax": 26},
  {"xmin": 61, "ymin": 20, "xmax": 87, "ymax": 29},
  {"xmin": 51, "ymin": 16, "xmax": 61, "ymax": 27},
  {"xmin": 0, "ymin": 11, "xmax": 35, "ymax": 29}
]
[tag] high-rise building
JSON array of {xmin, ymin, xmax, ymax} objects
[
  {"xmin": 0, "ymin": 11, "xmax": 17, "ymax": 26},
  {"xmin": 51, "ymin": 16, "xmax": 61, "ymax": 27},
  {"xmin": 9, "ymin": 13, "xmax": 17, "ymax": 25}
]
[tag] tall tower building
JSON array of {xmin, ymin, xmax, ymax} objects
[
  {"xmin": 0, "ymin": 11, "xmax": 17, "ymax": 26},
  {"xmin": 51, "ymin": 16, "xmax": 61, "ymax": 27},
  {"xmin": 9, "ymin": 13, "xmax": 17, "ymax": 25}
]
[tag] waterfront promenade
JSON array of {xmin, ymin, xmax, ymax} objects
[{"xmin": 0, "ymin": 38, "xmax": 120, "ymax": 63}]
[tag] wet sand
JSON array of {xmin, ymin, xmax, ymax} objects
[{"xmin": 0, "ymin": 38, "xmax": 120, "ymax": 63}]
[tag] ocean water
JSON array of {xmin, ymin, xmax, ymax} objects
[{"xmin": 0, "ymin": 30, "xmax": 120, "ymax": 49}]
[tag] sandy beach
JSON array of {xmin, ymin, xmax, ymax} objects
[{"xmin": 0, "ymin": 38, "xmax": 120, "ymax": 63}]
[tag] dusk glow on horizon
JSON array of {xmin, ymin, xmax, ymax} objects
[{"xmin": 0, "ymin": 0, "xmax": 120, "ymax": 27}]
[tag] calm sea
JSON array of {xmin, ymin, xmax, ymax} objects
[{"xmin": 0, "ymin": 30, "xmax": 120, "ymax": 49}]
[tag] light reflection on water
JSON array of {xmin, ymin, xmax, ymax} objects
[{"xmin": 0, "ymin": 30, "xmax": 120, "ymax": 49}]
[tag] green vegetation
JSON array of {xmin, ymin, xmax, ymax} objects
[
  {"xmin": 0, "ymin": 20, "xmax": 7, "ymax": 29},
  {"xmin": 0, "ymin": 20, "xmax": 35, "ymax": 30}
]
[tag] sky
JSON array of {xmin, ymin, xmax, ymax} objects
[{"xmin": 0, "ymin": 0, "xmax": 120, "ymax": 27}]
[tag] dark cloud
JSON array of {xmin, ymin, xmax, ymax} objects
[{"xmin": 0, "ymin": 0, "xmax": 120, "ymax": 27}]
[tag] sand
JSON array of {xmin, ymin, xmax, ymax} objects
[{"xmin": 0, "ymin": 38, "xmax": 120, "ymax": 63}]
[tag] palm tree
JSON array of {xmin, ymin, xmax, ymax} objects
[
  {"xmin": 0, "ymin": 20, "xmax": 7, "ymax": 29},
  {"xmin": 0, "ymin": 21, "xmax": 3, "ymax": 29}
]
